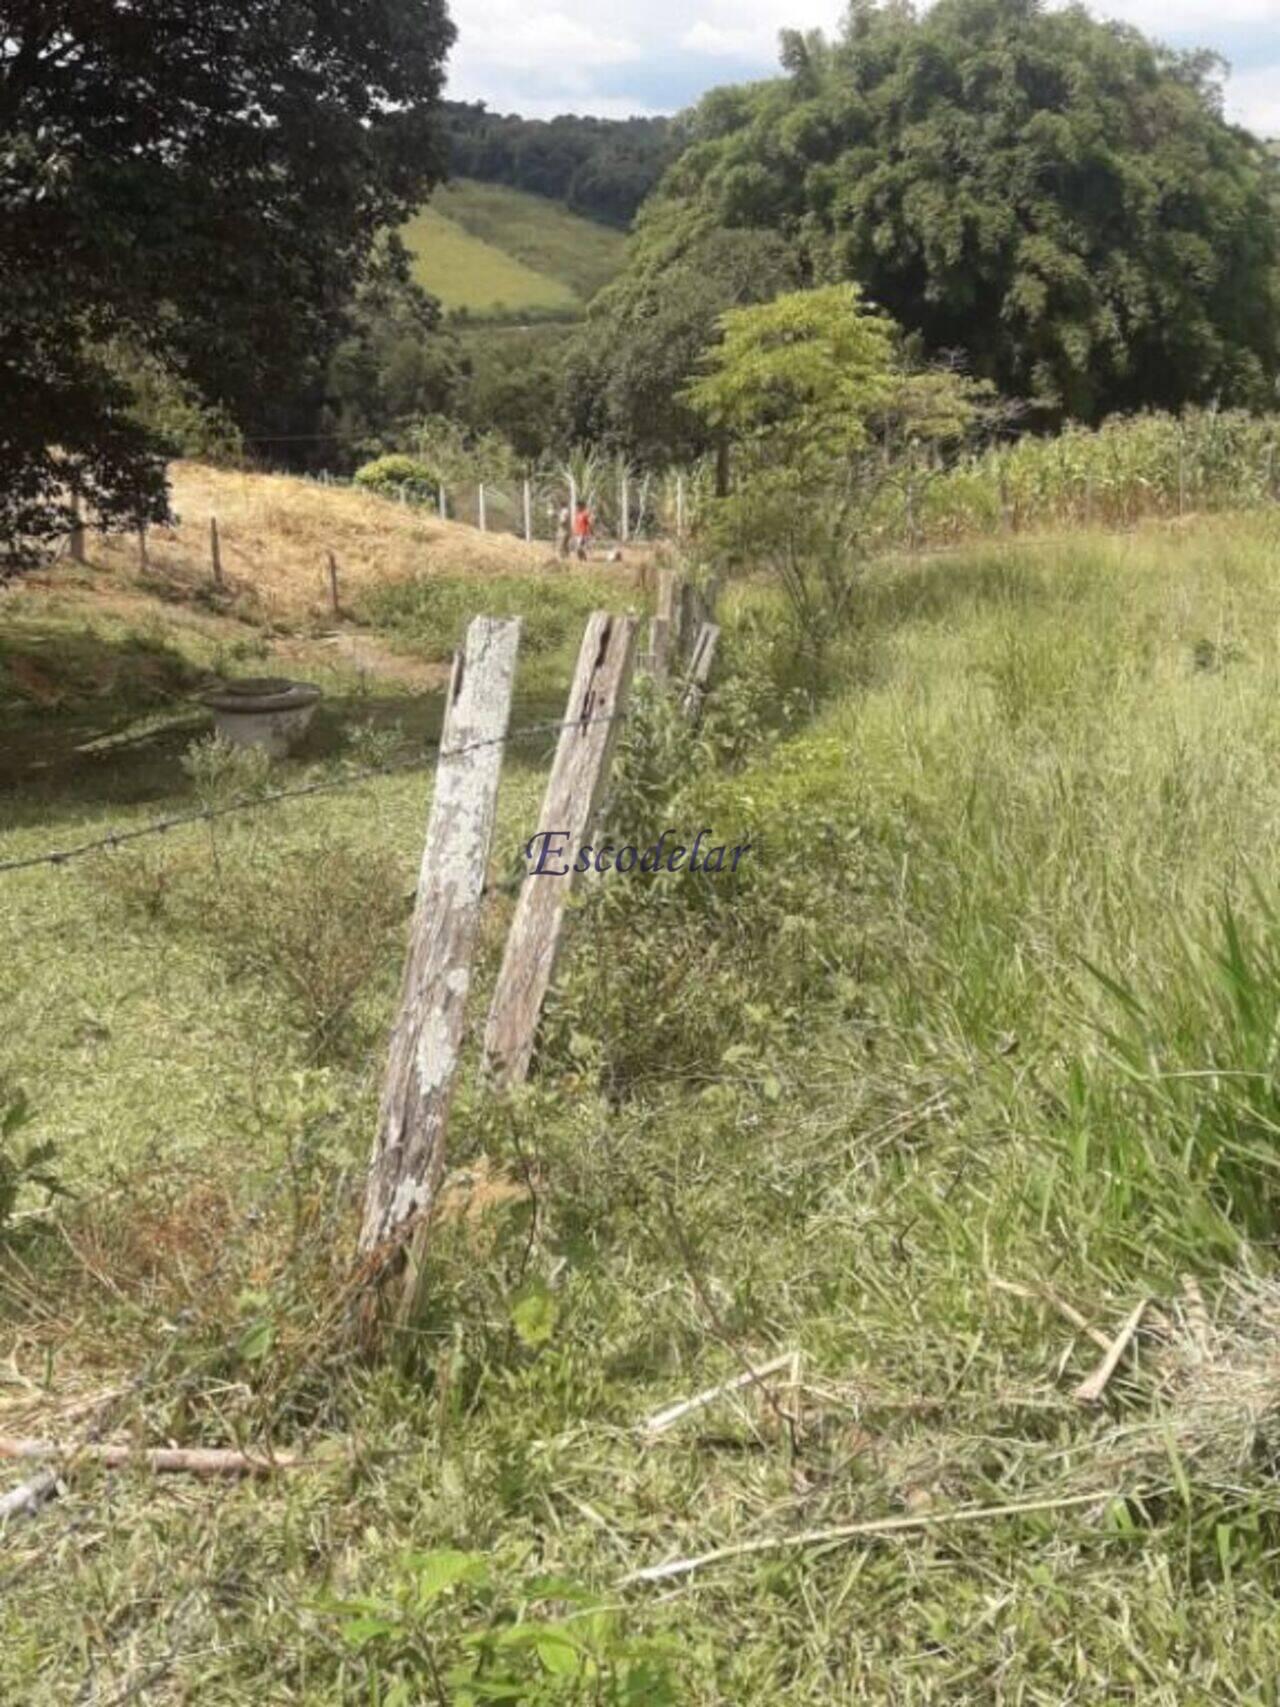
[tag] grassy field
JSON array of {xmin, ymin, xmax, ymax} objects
[
  {"xmin": 400, "ymin": 180, "xmax": 627, "ymax": 319},
  {"xmin": 6, "ymin": 508, "xmax": 1280, "ymax": 1700}
]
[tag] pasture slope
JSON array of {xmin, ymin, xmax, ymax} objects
[
  {"xmin": 5, "ymin": 486, "xmax": 1280, "ymax": 1700},
  {"xmin": 400, "ymin": 179, "xmax": 627, "ymax": 318}
]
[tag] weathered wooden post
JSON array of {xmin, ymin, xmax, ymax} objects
[
  {"xmin": 675, "ymin": 474, "xmax": 685, "ymax": 540},
  {"xmin": 681, "ymin": 623, "xmax": 720, "ymax": 723},
  {"xmin": 478, "ymin": 484, "xmax": 487, "ymax": 532},
  {"xmin": 523, "ymin": 479, "xmax": 533, "ymax": 543},
  {"xmin": 647, "ymin": 616, "xmax": 671, "ymax": 682},
  {"xmin": 68, "ymin": 493, "xmax": 86, "ymax": 564},
  {"xmin": 359, "ymin": 617, "xmax": 522, "ymax": 1325},
  {"xmin": 620, "ymin": 472, "xmax": 630, "ymax": 544},
  {"xmin": 137, "ymin": 526, "xmax": 148, "ymax": 572},
  {"xmin": 484, "ymin": 611, "xmax": 639, "ymax": 1088},
  {"xmin": 210, "ymin": 517, "xmax": 223, "ymax": 587},
  {"xmin": 438, "ymin": 485, "xmax": 447, "ymax": 521},
  {"xmin": 327, "ymin": 550, "xmax": 340, "ymax": 617},
  {"xmin": 677, "ymin": 579, "xmax": 700, "ymax": 667},
  {"xmin": 656, "ymin": 570, "xmax": 681, "ymax": 654}
]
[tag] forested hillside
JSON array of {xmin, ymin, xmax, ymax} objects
[
  {"xmin": 564, "ymin": 0, "xmax": 1280, "ymax": 460},
  {"xmin": 441, "ymin": 101, "xmax": 677, "ymax": 227}
]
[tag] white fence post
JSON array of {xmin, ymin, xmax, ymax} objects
[
  {"xmin": 484, "ymin": 612, "xmax": 639, "ymax": 1088},
  {"xmin": 438, "ymin": 485, "xmax": 447, "ymax": 521},
  {"xmin": 478, "ymin": 483, "xmax": 487, "ymax": 532},
  {"xmin": 359, "ymin": 617, "xmax": 522, "ymax": 1323}
]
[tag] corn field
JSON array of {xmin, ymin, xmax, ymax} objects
[{"xmin": 867, "ymin": 410, "xmax": 1280, "ymax": 552}]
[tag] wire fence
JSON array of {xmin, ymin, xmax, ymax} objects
[
  {"xmin": 0, "ymin": 711, "xmax": 628, "ymax": 878},
  {"xmin": 291, "ymin": 466, "xmax": 701, "ymax": 548}
]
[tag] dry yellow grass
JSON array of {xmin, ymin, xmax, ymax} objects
[{"xmin": 94, "ymin": 461, "xmax": 555, "ymax": 622}]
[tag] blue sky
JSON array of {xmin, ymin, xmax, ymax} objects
[{"xmin": 445, "ymin": 0, "xmax": 1279, "ymax": 136}]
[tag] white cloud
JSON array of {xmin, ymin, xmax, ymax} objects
[
  {"xmin": 1226, "ymin": 65, "xmax": 1280, "ymax": 134},
  {"xmin": 445, "ymin": 0, "xmax": 1277, "ymax": 135}
]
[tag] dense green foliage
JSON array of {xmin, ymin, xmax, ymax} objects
[
  {"xmin": 602, "ymin": 0, "xmax": 1280, "ymax": 428},
  {"xmin": 442, "ymin": 102, "xmax": 677, "ymax": 228},
  {"xmin": 687, "ymin": 283, "xmax": 991, "ymax": 637},
  {"xmin": 1, "ymin": 0, "xmax": 454, "ymax": 568},
  {"xmin": 561, "ymin": 229, "xmax": 801, "ymax": 464}
]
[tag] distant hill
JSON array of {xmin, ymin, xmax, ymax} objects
[{"xmin": 400, "ymin": 180, "xmax": 627, "ymax": 321}]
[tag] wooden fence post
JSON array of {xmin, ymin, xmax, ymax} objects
[
  {"xmin": 681, "ymin": 623, "xmax": 720, "ymax": 722},
  {"xmin": 675, "ymin": 474, "xmax": 685, "ymax": 540},
  {"xmin": 677, "ymin": 580, "xmax": 700, "ymax": 667},
  {"xmin": 478, "ymin": 483, "xmax": 487, "ymax": 532},
  {"xmin": 656, "ymin": 570, "xmax": 681, "ymax": 653},
  {"xmin": 620, "ymin": 473, "xmax": 630, "ymax": 544},
  {"xmin": 439, "ymin": 485, "xmax": 447, "ymax": 521},
  {"xmin": 327, "ymin": 550, "xmax": 340, "ymax": 617},
  {"xmin": 210, "ymin": 517, "xmax": 223, "ymax": 587},
  {"xmin": 68, "ymin": 494, "xmax": 86, "ymax": 564},
  {"xmin": 647, "ymin": 616, "xmax": 671, "ymax": 682},
  {"xmin": 523, "ymin": 479, "xmax": 533, "ymax": 543},
  {"xmin": 137, "ymin": 526, "xmax": 148, "ymax": 572},
  {"xmin": 484, "ymin": 611, "xmax": 639, "ymax": 1088},
  {"xmin": 358, "ymin": 617, "xmax": 522, "ymax": 1320}
]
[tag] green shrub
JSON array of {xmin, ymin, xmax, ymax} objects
[{"xmin": 353, "ymin": 453, "xmax": 438, "ymax": 503}]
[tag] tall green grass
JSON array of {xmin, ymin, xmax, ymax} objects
[{"xmin": 11, "ymin": 514, "xmax": 1280, "ymax": 1699}]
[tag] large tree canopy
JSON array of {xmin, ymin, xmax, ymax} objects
[
  {"xmin": 1, "ymin": 0, "xmax": 454, "ymax": 568},
  {"xmin": 559, "ymin": 226, "xmax": 801, "ymax": 465},
  {"xmin": 612, "ymin": 0, "xmax": 1280, "ymax": 425}
]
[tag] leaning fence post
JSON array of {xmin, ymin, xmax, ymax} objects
[
  {"xmin": 681, "ymin": 622, "xmax": 720, "ymax": 722},
  {"xmin": 484, "ymin": 612, "xmax": 639, "ymax": 1089},
  {"xmin": 358, "ymin": 616, "xmax": 522, "ymax": 1326}
]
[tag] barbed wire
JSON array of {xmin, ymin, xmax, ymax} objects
[{"xmin": 0, "ymin": 711, "xmax": 626, "ymax": 878}]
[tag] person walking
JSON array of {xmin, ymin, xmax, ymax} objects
[{"xmin": 572, "ymin": 499, "xmax": 594, "ymax": 561}]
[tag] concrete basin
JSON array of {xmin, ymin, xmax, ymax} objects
[{"xmin": 200, "ymin": 677, "xmax": 321, "ymax": 758}]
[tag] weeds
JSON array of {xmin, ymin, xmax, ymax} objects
[{"xmin": 12, "ymin": 512, "xmax": 1280, "ymax": 1701}]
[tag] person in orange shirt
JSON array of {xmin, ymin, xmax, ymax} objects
[{"xmin": 571, "ymin": 500, "xmax": 594, "ymax": 561}]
